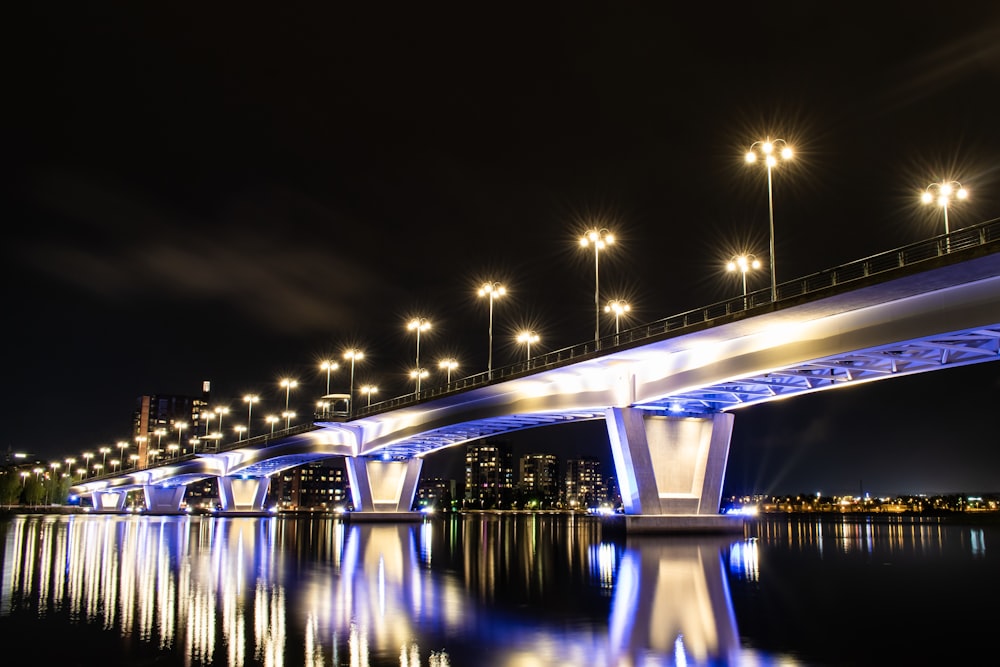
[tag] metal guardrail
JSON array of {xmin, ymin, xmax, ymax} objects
[
  {"xmin": 77, "ymin": 218, "xmax": 999, "ymax": 484},
  {"xmin": 352, "ymin": 218, "xmax": 1000, "ymax": 418}
]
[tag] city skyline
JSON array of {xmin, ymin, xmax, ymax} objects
[{"xmin": 7, "ymin": 3, "xmax": 1000, "ymax": 496}]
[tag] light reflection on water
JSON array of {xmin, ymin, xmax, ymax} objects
[{"xmin": 1, "ymin": 512, "xmax": 997, "ymax": 665}]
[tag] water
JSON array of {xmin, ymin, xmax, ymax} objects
[{"xmin": 1, "ymin": 511, "xmax": 997, "ymax": 666}]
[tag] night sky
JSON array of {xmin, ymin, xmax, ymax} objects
[{"xmin": 7, "ymin": 2, "xmax": 1000, "ymax": 496}]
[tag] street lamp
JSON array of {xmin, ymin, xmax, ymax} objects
[
  {"xmin": 110, "ymin": 459, "xmax": 120, "ymax": 472},
  {"xmin": 320, "ymin": 360, "xmax": 339, "ymax": 395},
  {"xmin": 407, "ymin": 318, "xmax": 431, "ymax": 393},
  {"xmin": 921, "ymin": 180, "xmax": 968, "ymax": 237},
  {"xmin": 517, "ymin": 330, "xmax": 540, "ymax": 361},
  {"xmin": 361, "ymin": 385, "xmax": 378, "ymax": 407},
  {"xmin": 167, "ymin": 444, "xmax": 179, "ymax": 459},
  {"xmin": 280, "ymin": 378, "xmax": 298, "ymax": 415},
  {"xmin": 117, "ymin": 440, "xmax": 129, "ymax": 462},
  {"xmin": 235, "ymin": 425, "xmax": 247, "ymax": 441},
  {"xmin": 727, "ymin": 253, "xmax": 762, "ymax": 306},
  {"xmin": 214, "ymin": 407, "xmax": 229, "ymax": 444},
  {"xmin": 745, "ymin": 137, "xmax": 793, "ymax": 302},
  {"xmin": 580, "ymin": 228, "xmax": 614, "ymax": 345},
  {"xmin": 282, "ymin": 410, "xmax": 296, "ymax": 429},
  {"xmin": 410, "ymin": 368, "xmax": 429, "ymax": 394},
  {"xmin": 439, "ymin": 359, "xmax": 458, "ymax": 383},
  {"xmin": 604, "ymin": 299, "xmax": 630, "ymax": 337},
  {"xmin": 478, "ymin": 281, "xmax": 506, "ymax": 377},
  {"xmin": 175, "ymin": 422, "xmax": 187, "ymax": 452},
  {"xmin": 155, "ymin": 428, "xmax": 167, "ymax": 450},
  {"xmin": 344, "ymin": 349, "xmax": 364, "ymax": 411},
  {"xmin": 129, "ymin": 454, "xmax": 140, "ymax": 469},
  {"xmin": 99, "ymin": 446, "xmax": 111, "ymax": 470},
  {"xmin": 266, "ymin": 415, "xmax": 279, "ymax": 435},
  {"xmin": 243, "ymin": 394, "xmax": 259, "ymax": 438},
  {"xmin": 82, "ymin": 452, "xmax": 93, "ymax": 477}
]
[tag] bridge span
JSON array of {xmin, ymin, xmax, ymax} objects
[{"xmin": 72, "ymin": 222, "xmax": 1000, "ymax": 531}]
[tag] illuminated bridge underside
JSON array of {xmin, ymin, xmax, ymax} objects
[
  {"xmin": 71, "ymin": 248, "xmax": 1000, "ymax": 496},
  {"xmin": 313, "ymin": 260, "xmax": 1000, "ymax": 460}
]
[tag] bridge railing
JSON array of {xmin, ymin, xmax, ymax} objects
[{"xmin": 349, "ymin": 217, "xmax": 1000, "ymax": 419}]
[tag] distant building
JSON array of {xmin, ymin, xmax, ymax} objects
[
  {"xmin": 564, "ymin": 456, "xmax": 606, "ymax": 508},
  {"xmin": 517, "ymin": 453, "xmax": 559, "ymax": 507},
  {"xmin": 464, "ymin": 440, "xmax": 514, "ymax": 509},
  {"xmin": 270, "ymin": 459, "xmax": 350, "ymax": 511},
  {"xmin": 416, "ymin": 477, "xmax": 457, "ymax": 511},
  {"xmin": 133, "ymin": 381, "xmax": 212, "ymax": 467}
]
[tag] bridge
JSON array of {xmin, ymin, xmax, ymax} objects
[{"xmin": 72, "ymin": 220, "xmax": 1000, "ymax": 531}]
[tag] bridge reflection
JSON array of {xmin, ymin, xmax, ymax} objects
[{"xmin": 0, "ymin": 514, "xmax": 771, "ymax": 665}]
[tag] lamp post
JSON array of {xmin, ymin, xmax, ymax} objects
[
  {"xmin": 214, "ymin": 407, "xmax": 229, "ymax": 446},
  {"xmin": 921, "ymin": 180, "xmax": 968, "ymax": 243},
  {"xmin": 604, "ymin": 299, "xmax": 630, "ymax": 341},
  {"xmin": 280, "ymin": 378, "xmax": 298, "ymax": 416},
  {"xmin": 320, "ymin": 360, "xmax": 339, "ymax": 395},
  {"xmin": 727, "ymin": 253, "xmax": 762, "ymax": 308},
  {"xmin": 517, "ymin": 330, "xmax": 539, "ymax": 361},
  {"xmin": 235, "ymin": 425, "xmax": 246, "ymax": 441},
  {"xmin": 478, "ymin": 281, "xmax": 505, "ymax": 377},
  {"xmin": 439, "ymin": 359, "xmax": 458, "ymax": 383},
  {"xmin": 361, "ymin": 385, "xmax": 378, "ymax": 407},
  {"xmin": 99, "ymin": 446, "xmax": 111, "ymax": 470},
  {"xmin": 266, "ymin": 415, "xmax": 279, "ymax": 435},
  {"xmin": 155, "ymin": 428, "xmax": 167, "ymax": 450},
  {"xmin": 117, "ymin": 440, "xmax": 129, "ymax": 462},
  {"xmin": 167, "ymin": 444, "xmax": 179, "ymax": 459},
  {"xmin": 175, "ymin": 422, "xmax": 187, "ymax": 453},
  {"xmin": 745, "ymin": 138, "xmax": 793, "ymax": 301},
  {"xmin": 243, "ymin": 394, "xmax": 258, "ymax": 438},
  {"xmin": 410, "ymin": 368, "xmax": 429, "ymax": 393},
  {"xmin": 580, "ymin": 228, "xmax": 614, "ymax": 346},
  {"xmin": 408, "ymin": 318, "xmax": 431, "ymax": 394},
  {"xmin": 344, "ymin": 349, "xmax": 364, "ymax": 411},
  {"xmin": 129, "ymin": 454, "xmax": 139, "ymax": 469},
  {"xmin": 110, "ymin": 459, "xmax": 120, "ymax": 472},
  {"xmin": 82, "ymin": 452, "xmax": 93, "ymax": 477},
  {"xmin": 282, "ymin": 410, "xmax": 296, "ymax": 430}
]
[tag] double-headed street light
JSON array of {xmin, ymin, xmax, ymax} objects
[
  {"xmin": 407, "ymin": 318, "xmax": 431, "ymax": 393},
  {"xmin": 214, "ymin": 407, "xmax": 229, "ymax": 447},
  {"xmin": 439, "ymin": 358, "xmax": 458, "ymax": 383},
  {"xmin": 410, "ymin": 368, "xmax": 429, "ymax": 393},
  {"xmin": 361, "ymin": 385, "xmax": 378, "ymax": 406},
  {"xmin": 604, "ymin": 299, "xmax": 630, "ymax": 336},
  {"xmin": 478, "ymin": 281, "xmax": 505, "ymax": 376},
  {"xmin": 282, "ymin": 410, "xmax": 296, "ymax": 430},
  {"xmin": 320, "ymin": 360, "xmax": 339, "ymax": 395},
  {"xmin": 580, "ymin": 228, "xmax": 614, "ymax": 345},
  {"xmin": 745, "ymin": 138, "xmax": 793, "ymax": 302},
  {"xmin": 517, "ymin": 330, "xmax": 539, "ymax": 361},
  {"xmin": 344, "ymin": 349, "xmax": 364, "ymax": 411},
  {"xmin": 266, "ymin": 415, "xmax": 279, "ymax": 435},
  {"xmin": 280, "ymin": 378, "xmax": 298, "ymax": 414},
  {"xmin": 175, "ymin": 422, "xmax": 187, "ymax": 453},
  {"xmin": 99, "ymin": 446, "xmax": 111, "ymax": 470},
  {"xmin": 921, "ymin": 180, "xmax": 968, "ymax": 237},
  {"xmin": 727, "ymin": 253, "xmax": 762, "ymax": 305},
  {"xmin": 243, "ymin": 394, "xmax": 258, "ymax": 438}
]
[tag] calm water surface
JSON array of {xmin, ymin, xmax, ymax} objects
[{"xmin": 1, "ymin": 512, "xmax": 996, "ymax": 666}]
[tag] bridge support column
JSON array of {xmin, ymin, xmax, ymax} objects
[
  {"xmin": 92, "ymin": 490, "xmax": 128, "ymax": 512},
  {"xmin": 344, "ymin": 457, "xmax": 424, "ymax": 522},
  {"xmin": 217, "ymin": 477, "xmax": 271, "ymax": 512},
  {"xmin": 605, "ymin": 408, "xmax": 743, "ymax": 533},
  {"xmin": 142, "ymin": 486, "xmax": 186, "ymax": 514}
]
